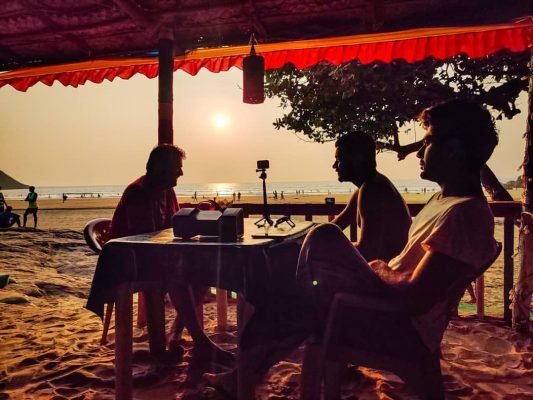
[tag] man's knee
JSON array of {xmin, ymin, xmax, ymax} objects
[
  {"xmin": 309, "ymin": 223, "xmax": 343, "ymax": 240},
  {"xmin": 304, "ymin": 223, "xmax": 346, "ymax": 251},
  {"xmin": 299, "ymin": 223, "xmax": 347, "ymax": 274}
]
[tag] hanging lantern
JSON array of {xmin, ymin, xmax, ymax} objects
[{"xmin": 243, "ymin": 39, "xmax": 264, "ymax": 104}]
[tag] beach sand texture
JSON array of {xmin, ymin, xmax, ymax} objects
[{"xmin": 1, "ymin": 198, "xmax": 532, "ymax": 399}]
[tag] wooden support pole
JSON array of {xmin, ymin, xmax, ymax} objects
[
  {"xmin": 158, "ymin": 27, "xmax": 174, "ymax": 145},
  {"xmin": 522, "ymin": 50, "xmax": 533, "ymax": 217},
  {"xmin": 503, "ymin": 217, "xmax": 514, "ymax": 324},
  {"xmin": 512, "ymin": 49, "xmax": 533, "ymax": 332}
]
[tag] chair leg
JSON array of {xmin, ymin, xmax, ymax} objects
[
  {"xmin": 300, "ymin": 339, "xmax": 323, "ymax": 400},
  {"xmin": 196, "ymin": 301, "xmax": 204, "ymax": 330},
  {"xmin": 143, "ymin": 287, "xmax": 166, "ymax": 356},
  {"xmin": 410, "ymin": 355, "xmax": 444, "ymax": 400},
  {"xmin": 101, "ymin": 302, "xmax": 114, "ymax": 345},
  {"xmin": 216, "ymin": 289, "xmax": 228, "ymax": 330},
  {"xmin": 323, "ymin": 360, "xmax": 344, "ymax": 400},
  {"xmin": 137, "ymin": 292, "xmax": 147, "ymax": 328}
]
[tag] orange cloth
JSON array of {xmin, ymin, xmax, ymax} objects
[{"xmin": 0, "ymin": 21, "xmax": 530, "ymax": 92}]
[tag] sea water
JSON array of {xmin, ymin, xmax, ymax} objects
[{"xmin": 3, "ymin": 179, "xmax": 439, "ymax": 200}]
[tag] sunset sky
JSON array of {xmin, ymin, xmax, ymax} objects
[{"xmin": 0, "ymin": 67, "xmax": 528, "ymax": 187}]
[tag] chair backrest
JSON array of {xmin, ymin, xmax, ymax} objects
[
  {"xmin": 446, "ymin": 241, "xmax": 502, "ymax": 317},
  {"xmin": 83, "ymin": 218, "xmax": 112, "ymax": 254}
]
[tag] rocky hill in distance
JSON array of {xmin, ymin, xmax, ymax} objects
[{"xmin": 0, "ymin": 170, "xmax": 28, "ymax": 189}]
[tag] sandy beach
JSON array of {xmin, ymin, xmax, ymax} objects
[{"xmin": 1, "ymin": 195, "xmax": 531, "ymax": 399}]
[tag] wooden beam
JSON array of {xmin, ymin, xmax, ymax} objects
[
  {"xmin": 503, "ymin": 217, "xmax": 515, "ymax": 324},
  {"xmin": 158, "ymin": 27, "xmax": 174, "ymax": 145}
]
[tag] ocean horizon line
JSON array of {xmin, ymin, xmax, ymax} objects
[{"xmin": 3, "ymin": 179, "xmax": 443, "ymax": 200}]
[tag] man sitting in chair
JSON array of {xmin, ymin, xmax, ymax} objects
[
  {"xmin": 300, "ymin": 99, "xmax": 498, "ymax": 343},
  {"xmin": 88, "ymin": 144, "xmax": 232, "ymax": 366},
  {"xmin": 210, "ymin": 99, "xmax": 499, "ymax": 398}
]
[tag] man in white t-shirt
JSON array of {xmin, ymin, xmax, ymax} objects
[
  {"xmin": 208, "ymin": 99, "xmax": 499, "ymax": 397},
  {"xmin": 298, "ymin": 99, "xmax": 498, "ymax": 351}
]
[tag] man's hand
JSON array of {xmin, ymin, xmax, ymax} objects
[
  {"xmin": 369, "ymin": 259, "xmax": 388, "ymax": 271},
  {"xmin": 369, "ymin": 259, "xmax": 408, "ymax": 286}
]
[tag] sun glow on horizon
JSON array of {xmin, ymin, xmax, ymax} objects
[{"xmin": 212, "ymin": 113, "xmax": 230, "ymax": 130}]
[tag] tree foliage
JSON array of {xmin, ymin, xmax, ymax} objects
[{"xmin": 265, "ymin": 50, "xmax": 529, "ymax": 145}]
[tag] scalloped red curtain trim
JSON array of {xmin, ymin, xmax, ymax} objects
[{"xmin": 0, "ymin": 20, "xmax": 531, "ymax": 92}]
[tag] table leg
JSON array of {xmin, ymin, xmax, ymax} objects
[
  {"xmin": 236, "ymin": 296, "xmax": 257, "ymax": 400},
  {"xmin": 216, "ymin": 289, "xmax": 228, "ymax": 330},
  {"xmin": 115, "ymin": 282, "xmax": 133, "ymax": 400},
  {"xmin": 236, "ymin": 295, "xmax": 255, "ymax": 337},
  {"xmin": 143, "ymin": 287, "xmax": 166, "ymax": 355}
]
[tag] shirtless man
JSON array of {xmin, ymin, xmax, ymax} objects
[
  {"xmin": 331, "ymin": 132, "xmax": 411, "ymax": 261},
  {"xmin": 207, "ymin": 132, "xmax": 412, "ymax": 396}
]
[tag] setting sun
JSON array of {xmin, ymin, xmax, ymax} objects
[{"xmin": 212, "ymin": 113, "xmax": 230, "ymax": 130}]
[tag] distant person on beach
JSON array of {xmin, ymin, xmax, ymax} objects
[
  {"xmin": 237, "ymin": 192, "xmax": 241, "ymax": 201},
  {"xmin": 23, "ymin": 186, "xmax": 38, "ymax": 228},
  {"xmin": 208, "ymin": 100, "xmax": 499, "ymax": 398},
  {"xmin": 0, "ymin": 206, "xmax": 21, "ymax": 228},
  {"xmin": 330, "ymin": 131, "xmax": 411, "ymax": 261},
  {"xmin": 87, "ymin": 144, "xmax": 232, "ymax": 366},
  {"xmin": 0, "ymin": 186, "xmax": 7, "ymax": 207},
  {"xmin": 62, "ymin": 193, "xmax": 68, "ymax": 202},
  {"xmin": 0, "ymin": 185, "xmax": 7, "ymax": 212}
]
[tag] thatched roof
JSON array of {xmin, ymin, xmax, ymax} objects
[{"xmin": 1, "ymin": 0, "xmax": 530, "ymax": 71}]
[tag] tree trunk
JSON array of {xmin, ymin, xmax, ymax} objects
[
  {"xmin": 480, "ymin": 165, "xmax": 514, "ymax": 201},
  {"xmin": 512, "ymin": 50, "xmax": 533, "ymax": 333}
]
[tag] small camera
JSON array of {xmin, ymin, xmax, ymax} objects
[
  {"xmin": 325, "ymin": 197, "xmax": 335, "ymax": 205},
  {"xmin": 257, "ymin": 160, "xmax": 269, "ymax": 170}
]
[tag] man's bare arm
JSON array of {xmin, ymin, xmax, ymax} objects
[
  {"xmin": 331, "ymin": 190, "xmax": 359, "ymax": 231},
  {"xmin": 370, "ymin": 251, "xmax": 474, "ymax": 314},
  {"xmin": 354, "ymin": 183, "xmax": 389, "ymax": 261}
]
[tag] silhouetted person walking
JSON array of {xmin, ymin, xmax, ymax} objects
[{"xmin": 23, "ymin": 186, "xmax": 38, "ymax": 228}]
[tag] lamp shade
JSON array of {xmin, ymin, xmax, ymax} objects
[{"xmin": 243, "ymin": 52, "xmax": 265, "ymax": 104}]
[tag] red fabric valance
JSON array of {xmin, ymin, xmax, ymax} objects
[{"xmin": 0, "ymin": 20, "xmax": 531, "ymax": 92}]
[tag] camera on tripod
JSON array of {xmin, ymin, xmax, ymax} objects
[
  {"xmin": 255, "ymin": 159, "xmax": 273, "ymax": 227},
  {"xmin": 256, "ymin": 160, "xmax": 269, "ymax": 170},
  {"xmin": 254, "ymin": 160, "xmax": 294, "ymax": 229}
]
